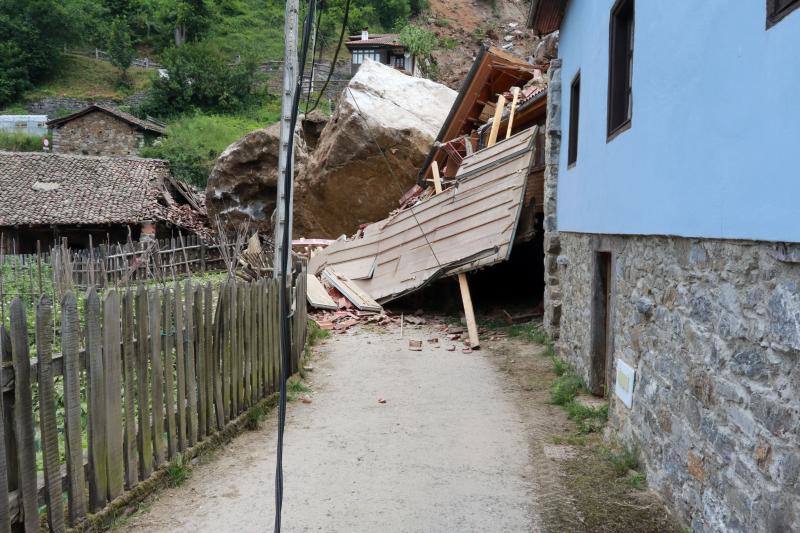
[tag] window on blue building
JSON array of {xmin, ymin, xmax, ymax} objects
[
  {"xmin": 767, "ymin": 0, "xmax": 800, "ymax": 27},
  {"xmin": 607, "ymin": 0, "xmax": 634, "ymax": 138},
  {"xmin": 568, "ymin": 73, "xmax": 580, "ymax": 166}
]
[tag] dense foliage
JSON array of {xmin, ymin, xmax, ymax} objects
[{"xmin": 139, "ymin": 101, "xmax": 280, "ymax": 186}]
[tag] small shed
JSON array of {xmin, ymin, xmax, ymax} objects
[
  {"xmin": 47, "ymin": 104, "xmax": 165, "ymax": 157},
  {"xmin": 0, "ymin": 151, "xmax": 205, "ymax": 252},
  {"xmin": 345, "ymin": 28, "xmax": 418, "ymax": 76}
]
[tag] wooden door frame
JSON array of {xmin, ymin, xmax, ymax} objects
[{"xmin": 589, "ymin": 239, "xmax": 617, "ymax": 397}]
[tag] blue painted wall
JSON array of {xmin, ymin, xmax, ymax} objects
[{"xmin": 557, "ymin": 1, "xmax": 800, "ymax": 243}]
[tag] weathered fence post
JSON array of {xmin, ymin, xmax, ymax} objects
[
  {"xmin": 0, "ymin": 326, "xmax": 13, "ymax": 533},
  {"xmin": 36, "ymin": 295, "xmax": 66, "ymax": 532},
  {"xmin": 121, "ymin": 290, "xmax": 138, "ymax": 488},
  {"xmin": 62, "ymin": 291, "xmax": 87, "ymax": 524},
  {"xmin": 104, "ymin": 289, "xmax": 125, "ymax": 500},
  {"xmin": 185, "ymin": 280, "xmax": 198, "ymax": 446},
  {"xmin": 148, "ymin": 289, "xmax": 165, "ymax": 467},
  {"xmin": 173, "ymin": 283, "xmax": 186, "ymax": 452},
  {"xmin": 86, "ymin": 288, "xmax": 109, "ymax": 511},
  {"xmin": 136, "ymin": 286, "xmax": 153, "ymax": 479},
  {"xmin": 162, "ymin": 287, "xmax": 177, "ymax": 459}
]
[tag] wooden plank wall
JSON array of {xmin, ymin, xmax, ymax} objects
[{"xmin": 0, "ymin": 268, "xmax": 307, "ymax": 531}]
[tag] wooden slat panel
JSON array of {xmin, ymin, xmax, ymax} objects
[
  {"xmin": 213, "ymin": 284, "xmax": 226, "ymax": 429},
  {"xmin": 306, "ymin": 274, "xmax": 337, "ymax": 310},
  {"xmin": 243, "ymin": 286, "xmax": 252, "ymax": 408},
  {"xmin": 195, "ymin": 285, "xmax": 206, "ymax": 441},
  {"xmin": 0, "ymin": 327, "xmax": 11, "ymax": 533},
  {"xmin": 148, "ymin": 289, "xmax": 165, "ymax": 468},
  {"xmin": 121, "ymin": 290, "xmax": 138, "ymax": 488},
  {"xmin": 0, "ymin": 326, "xmax": 13, "ymax": 533},
  {"xmin": 222, "ymin": 283, "xmax": 232, "ymax": 422},
  {"xmin": 185, "ymin": 280, "xmax": 198, "ymax": 446},
  {"xmin": 104, "ymin": 289, "xmax": 124, "ymax": 500},
  {"xmin": 135, "ymin": 286, "xmax": 153, "ymax": 479},
  {"xmin": 35, "ymin": 296, "xmax": 66, "ymax": 532},
  {"xmin": 61, "ymin": 292, "xmax": 86, "ymax": 524},
  {"xmin": 309, "ymin": 127, "xmax": 537, "ymax": 303},
  {"xmin": 206, "ymin": 283, "xmax": 221, "ymax": 432},
  {"xmin": 161, "ymin": 288, "xmax": 177, "ymax": 459},
  {"xmin": 236, "ymin": 283, "xmax": 245, "ymax": 413},
  {"xmin": 230, "ymin": 282, "xmax": 238, "ymax": 417},
  {"xmin": 173, "ymin": 282, "xmax": 186, "ymax": 453},
  {"xmin": 85, "ymin": 289, "xmax": 108, "ymax": 511}
]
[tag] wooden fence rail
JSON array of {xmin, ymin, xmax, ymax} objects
[{"xmin": 0, "ymin": 270, "xmax": 306, "ymax": 531}]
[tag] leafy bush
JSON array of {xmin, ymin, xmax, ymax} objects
[
  {"xmin": 142, "ymin": 42, "xmax": 261, "ymax": 116},
  {"xmin": 399, "ymin": 25, "xmax": 439, "ymax": 58},
  {"xmin": 0, "ymin": 132, "xmax": 46, "ymax": 152},
  {"xmin": 139, "ymin": 105, "xmax": 278, "ymax": 186},
  {"xmin": 550, "ymin": 372, "xmax": 583, "ymax": 405}
]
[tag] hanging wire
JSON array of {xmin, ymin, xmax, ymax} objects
[
  {"xmin": 344, "ymin": 86, "xmax": 444, "ymax": 270},
  {"xmin": 307, "ymin": 0, "xmax": 351, "ymax": 114}
]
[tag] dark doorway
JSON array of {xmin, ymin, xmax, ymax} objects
[{"xmin": 590, "ymin": 251, "xmax": 613, "ymax": 396}]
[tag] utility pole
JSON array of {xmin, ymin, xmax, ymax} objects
[{"xmin": 274, "ymin": 0, "xmax": 299, "ymax": 280}]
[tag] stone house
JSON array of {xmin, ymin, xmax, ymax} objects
[
  {"xmin": 345, "ymin": 28, "xmax": 420, "ymax": 76},
  {"xmin": 529, "ymin": 0, "xmax": 800, "ymax": 531},
  {"xmin": 0, "ymin": 151, "xmax": 204, "ymax": 252},
  {"xmin": 47, "ymin": 104, "xmax": 165, "ymax": 157}
]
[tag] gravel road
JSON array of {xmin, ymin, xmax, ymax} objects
[{"xmin": 116, "ymin": 325, "xmax": 539, "ymax": 532}]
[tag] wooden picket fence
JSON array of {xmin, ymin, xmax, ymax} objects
[{"xmin": 0, "ymin": 272, "xmax": 307, "ymax": 531}]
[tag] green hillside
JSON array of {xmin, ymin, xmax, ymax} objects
[{"xmin": 0, "ymin": 0, "xmax": 432, "ymax": 185}]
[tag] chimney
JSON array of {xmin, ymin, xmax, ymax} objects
[{"xmin": 361, "ymin": 27, "xmax": 369, "ymax": 41}]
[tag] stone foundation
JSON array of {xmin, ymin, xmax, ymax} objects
[{"xmin": 556, "ymin": 231, "xmax": 800, "ymax": 532}]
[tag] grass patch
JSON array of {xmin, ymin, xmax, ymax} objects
[
  {"xmin": 552, "ymin": 434, "xmax": 588, "ymax": 446},
  {"xmin": 286, "ymin": 377, "xmax": 311, "ymax": 402},
  {"xmin": 566, "ymin": 401, "xmax": 608, "ymax": 434},
  {"xmin": 165, "ymin": 454, "xmax": 190, "ymax": 487},
  {"xmin": 244, "ymin": 403, "xmax": 269, "ymax": 430},
  {"xmin": 27, "ymin": 55, "xmax": 151, "ymax": 100},
  {"xmin": 549, "ymin": 372, "xmax": 584, "ymax": 405},
  {"xmin": 139, "ymin": 103, "xmax": 280, "ymax": 186},
  {"xmin": 551, "ymin": 356, "xmax": 569, "ymax": 376},
  {"xmin": 605, "ymin": 446, "xmax": 640, "ymax": 476},
  {"xmin": 0, "ymin": 131, "xmax": 47, "ymax": 152},
  {"xmin": 307, "ymin": 320, "xmax": 331, "ymax": 347},
  {"xmin": 626, "ymin": 471, "xmax": 647, "ymax": 489}
]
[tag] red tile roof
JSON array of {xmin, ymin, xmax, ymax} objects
[
  {"xmin": 345, "ymin": 34, "xmax": 402, "ymax": 48},
  {"xmin": 47, "ymin": 104, "xmax": 166, "ymax": 135},
  {"xmin": 0, "ymin": 151, "xmax": 171, "ymax": 226}
]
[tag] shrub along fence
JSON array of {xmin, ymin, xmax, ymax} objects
[{"xmin": 0, "ymin": 271, "xmax": 307, "ymax": 531}]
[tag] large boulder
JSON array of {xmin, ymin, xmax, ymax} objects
[
  {"xmin": 294, "ymin": 59, "xmax": 457, "ymax": 237},
  {"xmin": 206, "ymin": 122, "xmax": 308, "ymax": 230}
]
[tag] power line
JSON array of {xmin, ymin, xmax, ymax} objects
[
  {"xmin": 344, "ymin": 86, "xmax": 444, "ymax": 270},
  {"xmin": 307, "ymin": 0, "xmax": 351, "ymax": 114}
]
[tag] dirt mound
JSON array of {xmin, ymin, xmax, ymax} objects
[{"xmin": 420, "ymin": 0, "xmax": 542, "ymax": 89}]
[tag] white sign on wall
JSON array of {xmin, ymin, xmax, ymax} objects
[{"xmin": 615, "ymin": 359, "xmax": 636, "ymax": 408}]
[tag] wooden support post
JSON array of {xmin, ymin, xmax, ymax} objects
[
  {"xmin": 431, "ymin": 161, "xmax": 443, "ymax": 194},
  {"xmin": 457, "ymin": 273, "xmax": 480, "ymax": 349},
  {"xmin": 506, "ymin": 87, "xmax": 521, "ymax": 139},
  {"xmin": 487, "ymin": 94, "xmax": 506, "ymax": 148}
]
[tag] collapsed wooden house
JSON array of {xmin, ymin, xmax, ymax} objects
[
  {"xmin": 308, "ymin": 47, "xmax": 549, "ymax": 346},
  {"xmin": 0, "ymin": 151, "xmax": 206, "ymax": 253}
]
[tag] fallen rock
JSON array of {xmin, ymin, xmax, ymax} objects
[
  {"xmin": 206, "ymin": 122, "xmax": 308, "ymax": 230},
  {"xmin": 294, "ymin": 59, "xmax": 457, "ymax": 237}
]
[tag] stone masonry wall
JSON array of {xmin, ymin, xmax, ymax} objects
[
  {"xmin": 542, "ymin": 58, "xmax": 563, "ymax": 339},
  {"xmin": 52, "ymin": 111, "xmax": 145, "ymax": 157},
  {"xmin": 557, "ymin": 231, "xmax": 800, "ymax": 532}
]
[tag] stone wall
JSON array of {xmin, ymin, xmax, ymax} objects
[
  {"xmin": 542, "ymin": 58, "xmax": 563, "ymax": 339},
  {"xmin": 52, "ymin": 111, "xmax": 145, "ymax": 157},
  {"xmin": 557, "ymin": 231, "xmax": 800, "ymax": 532},
  {"xmin": 26, "ymin": 92, "xmax": 151, "ymax": 119}
]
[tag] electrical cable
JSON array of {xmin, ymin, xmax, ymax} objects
[
  {"xmin": 305, "ymin": 1, "xmax": 323, "ymax": 112},
  {"xmin": 344, "ymin": 86, "xmax": 444, "ymax": 270},
  {"xmin": 307, "ymin": 0, "xmax": 351, "ymax": 114},
  {"xmin": 274, "ymin": 0, "xmax": 316, "ymax": 531}
]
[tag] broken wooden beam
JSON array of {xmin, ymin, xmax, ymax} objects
[{"xmin": 458, "ymin": 273, "xmax": 480, "ymax": 349}]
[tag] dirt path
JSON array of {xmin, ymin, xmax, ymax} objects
[{"xmin": 115, "ymin": 325, "xmax": 541, "ymax": 532}]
